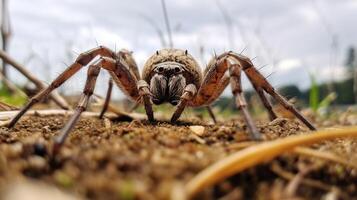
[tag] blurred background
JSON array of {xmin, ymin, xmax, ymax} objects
[{"xmin": 0, "ymin": 0, "xmax": 356, "ymax": 112}]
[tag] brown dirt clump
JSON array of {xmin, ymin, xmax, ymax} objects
[{"xmin": 0, "ymin": 115, "xmax": 356, "ymax": 200}]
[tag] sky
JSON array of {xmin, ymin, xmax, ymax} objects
[{"xmin": 4, "ymin": 0, "xmax": 357, "ymax": 99}]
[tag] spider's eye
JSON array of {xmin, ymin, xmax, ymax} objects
[
  {"xmin": 157, "ymin": 67, "xmax": 164, "ymax": 72},
  {"xmin": 174, "ymin": 67, "xmax": 181, "ymax": 73}
]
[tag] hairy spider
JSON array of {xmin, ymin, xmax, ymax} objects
[{"xmin": 7, "ymin": 47, "xmax": 316, "ymax": 156}]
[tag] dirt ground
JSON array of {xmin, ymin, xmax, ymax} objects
[{"xmin": 0, "ymin": 109, "xmax": 356, "ymax": 200}]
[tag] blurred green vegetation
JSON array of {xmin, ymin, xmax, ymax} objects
[
  {"xmin": 0, "ymin": 85, "xmax": 27, "ymax": 106},
  {"xmin": 278, "ymin": 77, "xmax": 354, "ymax": 106},
  {"xmin": 309, "ymin": 73, "xmax": 319, "ymax": 111},
  {"xmin": 204, "ymin": 77, "xmax": 354, "ymax": 116}
]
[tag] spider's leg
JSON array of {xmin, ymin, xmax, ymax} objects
[
  {"xmin": 137, "ymin": 80, "xmax": 154, "ymax": 122},
  {"xmin": 265, "ymin": 87, "xmax": 316, "ymax": 130},
  {"xmin": 189, "ymin": 57, "xmax": 230, "ymax": 123},
  {"xmin": 205, "ymin": 105, "xmax": 217, "ymax": 124},
  {"xmin": 52, "ymin": 61, "xmax": 102, "ymax": 157},
  {"xmin": 253, "ymin": 85, "xmax": 277, "ymax": 121},
  {"xmin": 117, "ymin": 50, "xmax": 142, "ymax": 113},
  {"xmin": 229, "ymin": 64, "xmax": 261, "ymax": 140},
  {"xmin": 99, "ymin": 78, "xmax": 113, "ymax": 119},
  {"xmin": 104, "ymin": 55, "xmax": 154, "ymax": 122},
  {"xmin": 7, "ymin": 46, "xmax": 115, "ymax": 128},
  {"xmin": 204, "ymin": 75, "xmax": 230, "ymax": 106},
  {"xmin": 171, "ymin": 84, "xmax": 197, "ymax": 122},
  {"xmin": 228, "ymin": 52, "xmax": 316, "ymax": 130},
  {"xmin": 118, "ymin": 49, "xmax": 141, "ymax": 80},
  {"xmin": 203, "ymin": 75, "xmax": 230, "ymax": 124},
  {"xmin": 190, "ymin": 58, "xmax": 230, "ymax": 106}
]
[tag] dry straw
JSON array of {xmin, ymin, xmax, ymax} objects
[{"xmin": 183, "ymin": 126, "xmax": 357, "ymax": 199}]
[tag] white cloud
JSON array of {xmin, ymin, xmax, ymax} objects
[
  {"xmin": 4, "ymin": 0, "xmax": 357, "ymax": 99},
  {"xmin": 276, "ymin": 58, "xmax": 301, "ymax": 72}
]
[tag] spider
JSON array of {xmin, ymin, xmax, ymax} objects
[{"xmin": 7, "ymin": 47, "xmax": 316, "ymax": 156}]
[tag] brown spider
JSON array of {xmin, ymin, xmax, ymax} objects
[{"xmin": 7, "ymin": 47, "xmax": 316, "ymax": 156}]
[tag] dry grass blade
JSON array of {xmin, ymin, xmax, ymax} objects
[
  {"xmin": 228, "ymin": 143, "xmax": 357, "ymax": 169},
  {"xmin": 294, "ymin": 147, "xmax": 357, "ymax": 169},
  {"xmin": 184, "ymin": 126, "xmax": 357, "ymax": 199}
]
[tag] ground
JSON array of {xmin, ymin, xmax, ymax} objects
[{"xmin": 0, "ymin": 106, "xmax": 356, "ymax": 200}]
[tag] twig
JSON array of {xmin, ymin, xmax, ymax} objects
[
  {"xmin": 271, "ymin": 162, "xmax": 333, "ymax": 192},
  {"xmin": 161, "ymin": 0, "xmax": 173, "ymax": 48},
  {"xmin": 1, "ymin": 0, "xmax": 11, "ymax": 78},
  {"xmin": 183, "ymin": 126, "xmax": 357, "ymax": 199},
  {"xmin": 283, "ymin": 163, "xmax": 318, "ymax": 198},
  {"xmin": 271, "ymin": 163, "xmax": 350, "ymax": 199},
  {"xmin": 0, "ymin": 109, "xmax": 146, "ymax": 127},
  {"xmin": 0, "ymin": 101, "xmax": 17, "ymax": 111},
  {"xmin": 0, "ymin": 49, "xmax": 70, "ymax": 109}
]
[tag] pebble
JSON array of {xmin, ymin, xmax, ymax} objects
[{"xmin": 189, "ymin": 126, "xmax": 205, "ymax": 136}]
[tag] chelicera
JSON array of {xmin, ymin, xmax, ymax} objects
[{"xmin": 7, "ymin": 47, "xmax": 316, "ymax": 156}]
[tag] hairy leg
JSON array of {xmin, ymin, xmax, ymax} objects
[
  {"xmin": 99, "ymin": 78, "xmax": 113, "ymax": 119},
  {"xmin": 53, "ymin": 54, "xmax": 146, "ymax": 156},
  {"xmin": 229, "ymin": 64, "xmax": 261, "ymax": 140},
  {"xmin": 227, "ymin": 52, "xmax": 316, "ymax": 130},
  {"xmin": 190, "ymin": 58, "xmax": 230, "ymax": 106},
  {"xmin": 96, "ymin": 57, "xmax": 153, "ymax": 122},
  {"xmin": 118, "ymin": 49, "xmax": 141, "ymax": 80},
  {"xmin": 7, "ymin": 46, "xmax": 116, "ymax": 128},
  {"xmin": 137, "ymin": 80, "xmax": 154, "ymax": 121},
  {"xmin": 254, "ymin": 85, "xmax": 277, "ymax": 121},
  {"xmin": 171, "ymin": 84, "xmax": 197, "ymax": 122},
  {"xmin": 205, "ymin": 105, "xmax": 217, "ymax": 124},
  {"xmin": 204, "ymin": 75, "xmax": 230, "ymax": 105},
  {"xmin": 52, "ymin": 62, "xmax": 102, "ymax": 157}
]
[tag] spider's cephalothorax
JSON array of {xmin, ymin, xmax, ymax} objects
[
  {"xmin": 7, "ymin": 46, "xmax": 316, "ymax": 157},
  {"xmin": 143, "ymin": 49, "xmax": 202, "ymax": 105}
]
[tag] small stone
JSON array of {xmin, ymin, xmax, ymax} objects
[
  {"xmin": 189, "ymin": 126, "xmax": 205, "ymax": 136},
  {"xmin": 41, "ymin": 126, "xmax": 51, "ymax": 133}
]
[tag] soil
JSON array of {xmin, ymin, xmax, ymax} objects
[{"xmin": 0, "ymin": 110, "xmax": 356, "ymax": 200}]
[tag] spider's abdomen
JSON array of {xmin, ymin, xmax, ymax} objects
[{"xmin": 142, "ymin": 49, "xmax": 202, "ymax": 88}]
